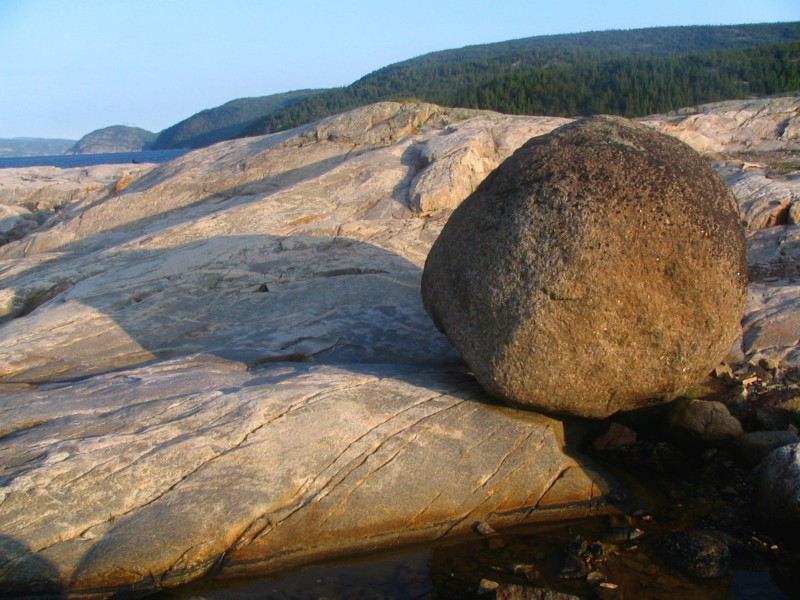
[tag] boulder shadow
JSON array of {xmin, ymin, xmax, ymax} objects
[{"xmin": 1, "ymin": 232, "xmax": 463, "ymax": 384}]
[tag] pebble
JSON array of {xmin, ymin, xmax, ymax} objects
[
  {"xmin": 594, "ymin": 581, "xmax": 623, "ymax": 600},
  {"xmin": 477, "ymin": 578, "xmax": 500, "ymax": 594},
  {"xmin": 473, "ymin": 521, "xmax": 496, "ymax": 536},
  {"xmin": 586, "ymin": 570, "xmax": 606, "ymax": 586},
  {"xmin": 603, "ymin": 528, "xmax": 645, "ymax": 544},
  {"xmin": 513, "ymin": 564, "xmax": 545, "ymax": 584}
]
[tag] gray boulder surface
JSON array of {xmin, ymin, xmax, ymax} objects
[
  {"xmin": 756, "ymin": 442, "xmax": 800, "ymax": 536},
  {"xmin": 0, "ymin": 96, "xmax": 798, "ymax": 596},
  {"xmin": 422, "ymin": 115, "xmax": 747, "ymax": 418}
]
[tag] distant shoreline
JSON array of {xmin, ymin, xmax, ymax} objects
[{"xmin": 0, "ymin": 149, "xmax": 190, "ymax": 169}]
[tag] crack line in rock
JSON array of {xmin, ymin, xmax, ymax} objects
[
  {"xmin": 231, "ymin": 393, "xmax": 466, "ymax": 551},
  {"xmin": 315, "ymin": 434, "xmax": 419, "ymax": 531},
  {"xmin": 295, "ymin": 395, "xmax": 465, "ymax": 509},
  {"xmin": 524, "ymin": 465, "xmax": 572, "ymax": 520}
]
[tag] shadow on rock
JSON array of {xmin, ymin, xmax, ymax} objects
[
  {"xmin": 0, "ymin": 233, "xmax": 463, "ymax": 384},
  {"xmin": 0, "ymin": 535, "xmax": 65, "ymax": 599}
]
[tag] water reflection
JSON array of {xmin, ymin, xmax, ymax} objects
[{"xmin": 154, "ymin": 513, "xmax": 789, "ymax": 600}]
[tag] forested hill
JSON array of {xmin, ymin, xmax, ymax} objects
[
  {"xmin": 242, "ymin": 22, "xmax": 800, "ymax": 137},
  {"xmin": 152, "ymin": 89, "xmax": 324, "ymax": 150}
]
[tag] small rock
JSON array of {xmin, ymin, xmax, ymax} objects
[
  {"xmin": 593, "ymin": 582, "xmax": 622, "ymax": 600},
  {"xmin": 658, "ymin": 531, "xmax": 731, "ymax": 578},
  {"xmin": 477, "ymin": 578, "xmax": 500, "ymax": 594},
  {"xmin": 586, "ymin": 570, "xmax": 606, "ymax": 586},
  {"xmin": 603, "ymin": 528, "xmax": 645, "ymax": 544},
  {"xmin": 513, "ymin": 563, "xmax": 545, "ymax": 585},
  {"xmin": 593, "ymin": 423, "xmax": 637, "ymax": 450},
  {"xmin": 733, "ymin": 430, "xmax": 799, "ymax": 466},
  {"xmin": 668, "ymin": 398, "xmax": 744, "ymax": 442},
  {"xmin": 473, "ymin": 521, "xmax": 496, "ymax": 536}
]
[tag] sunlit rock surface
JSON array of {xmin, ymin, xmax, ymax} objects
[{"xmin": 0, "ymin": 96, "xmax": 799, "ymax": 596}]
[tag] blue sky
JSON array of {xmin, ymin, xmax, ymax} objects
[{"xmin": 1, "ymin": 0, "xmax": 798, "ymax": 139}]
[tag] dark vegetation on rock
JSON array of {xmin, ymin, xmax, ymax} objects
[
  {"xmin": 422, "ymin": 116, "xmax": 747, "ymax": 418},
  {"xmin": 142, "ymin": 23, "xmax": 800, "ymax": 150},
  {"xmin": 66, "ymin": 125, "xmax": 156, "ymax": 154}
]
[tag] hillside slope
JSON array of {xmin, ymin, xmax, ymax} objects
[
  {"xmin": 67, "ymin": 125, "xmax": 156, "ymax": 154},
  {"xmin": 0, "ymin": 137, "xmax": 76, "ymax": 158},
  {"xmin": 244, "ymin": 22, "xmax": 800, "ymax": 136},
  {"xmin": 152, "ymin": 89, "xmax": 324, "ymax": 149}
]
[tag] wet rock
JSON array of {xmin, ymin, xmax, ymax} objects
[
  {"xmin": 668, "ymin": 398, "xmax": 744, "ymax": 442},
  {"xmin": 658, "ymin": 531, "xmax": 731, "ymax": 578},
  {"xmin": 422, "ymin": 116, "xmax": 747, "ymax": 418},
  {"xmin": 756, "ymin": 442, "xmax": 800, "ymax": 536}
]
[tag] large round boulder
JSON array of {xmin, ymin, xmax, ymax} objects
[{"xmin": 421, "ymin": 116, "xmax": 747, "ymax": 418}]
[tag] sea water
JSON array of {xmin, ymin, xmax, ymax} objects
[{"xmin": 0, "ymin": 149, "xmax": 190, "ymax": 169}]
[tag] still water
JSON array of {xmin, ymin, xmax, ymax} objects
[
  {"xmin": 153, "ymin": 515, "xmax": 789, "ymax": 600},
  {"xmin": 0, "ymin": 149, "xmax": 189, "ymax": 169}
]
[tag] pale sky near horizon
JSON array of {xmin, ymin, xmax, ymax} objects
[{"xmin": 1, "ymin": 0, "xmax": 798, "ymax": 140}]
